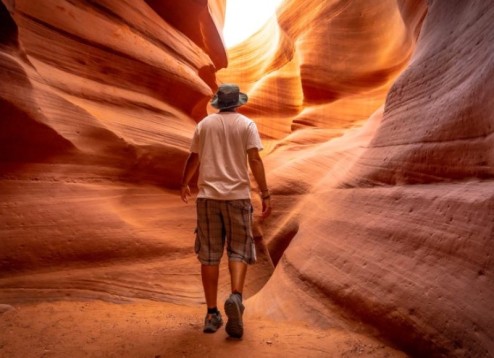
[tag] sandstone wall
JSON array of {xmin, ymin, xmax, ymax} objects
[
  {"xmin": 0, "ymin": 0, "xmax": 225, "ymax": 278},
  {"xmin": 1, "ymin": 1, "xmax": 493, "ymax": 357},
  {"xmin": 249, "ymin": 1, "xmax": 494, "ymax": 357},
  {"xmin": 218, "ymin": 0, "xmax": 427, "ymax": 139}
]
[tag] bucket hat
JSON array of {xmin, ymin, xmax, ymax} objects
[{"xmin": 210, "ymin": 83, "xmax": 248, "ymax": 110}]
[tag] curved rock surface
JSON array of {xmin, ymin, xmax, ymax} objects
[
  {"xmin": 1, "ymin": 1, "xmax": 493, "ymax": 357},
  {"xmin": 0, "ymin": 0, "xmax": 239, "ymax": 302},
  {"xmin": 218, "ymin": 0, "xmax": 427, "ymax": 138},
  {"xmin": 248, "ymin": 1, "xmax": 494, "ymax": 357}
]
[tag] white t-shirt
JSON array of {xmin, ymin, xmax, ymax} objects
[{"xmin": 190, "ymin": 112, "xmax": 263, "ymax": 200}]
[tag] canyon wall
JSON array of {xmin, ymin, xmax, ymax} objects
[
  {"xmin": 1, "ymin": 1, "xmax": 493, "ymax": 357},
  {"xmin": 219, "ymin": 0, "xmax": 426, "ymax": 140},
  {"xmin": 0, "ymin": 0, "xmax": 229, "ymax": 301},
  {"xmin": 246, "ymin": 0, "xmax": 494, "ymax": 357}
]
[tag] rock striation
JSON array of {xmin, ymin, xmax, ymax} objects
[
  {"xmin": 247, "ymin": 1, "xmax": 494, "ymax": 357},
  {"xmin": 0, "ymin": 0, "xmax": 228, "ymax": 294},
  {"xmin": 219, "ymin": 0, "xmax": 427, "ymax": 139}
]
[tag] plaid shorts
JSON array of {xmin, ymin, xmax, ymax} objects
[{"xmin": 195, "ymin": 198, "xmax": 256, "ymax": 265}]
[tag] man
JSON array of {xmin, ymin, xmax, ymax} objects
[{"xmin": 180, "ymin": 83, "xmax": 271, "ymax": 338}]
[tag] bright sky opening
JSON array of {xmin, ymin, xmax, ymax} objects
[{"xmin": 223, "ymin": 0, "xmax": 283, "ymax": 48}]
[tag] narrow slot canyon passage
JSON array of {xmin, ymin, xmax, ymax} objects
[{"xmin": 0, "ymin": 1, "xmax": 493, "ymax": 357}]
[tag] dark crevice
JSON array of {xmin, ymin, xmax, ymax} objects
[
  {"xmin": 0, "ymin": 1, "xmax": 18, "ymax": 47},
  {"xmin": 267, "ymin": 220, "xmax": 299, "ymax": 266},
  {"xmin": 0, "ymin": 99, "xmax": 76, "ymax": 163}
]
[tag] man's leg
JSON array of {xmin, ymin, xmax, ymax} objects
[
  {"xmin": 224, "ymin": 260, "xmax": 247, "ymax": 338},
  {"xmin": 229, "ymin": 260, "xmax": 247, "ymax": 294},
  {"xmin": 196, "ymin": 199, "xmax": 224, "ymax": 333},
  {"xmin": 201, "ymin": 264, "xmax": 220, "ymax": 308},
  {"xmin": 223, "ymin": 200, "xmax": 255, "ymax": 338},
  {"xmin": 201, "ymin": 264, "xmax": 224, "ymax": 333}
]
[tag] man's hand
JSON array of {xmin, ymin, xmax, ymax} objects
[
  {"xmin": 261, "ymin": 197, "xmax": 272, "ymax": 219},
  {"xmin": 180, "ymin": 185, "xmax": 192, "ymax": 203},
  {"xmin": 247, "ymin": 148, "xmax": 271, "ymax": 219}
]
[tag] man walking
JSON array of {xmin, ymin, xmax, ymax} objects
[{"xmin": 180, "ymin": 83, "xmax": 271, "ymax": 338}]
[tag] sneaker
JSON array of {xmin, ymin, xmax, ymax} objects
[
  {"xmin": 203, "ymin": 311, "xmax": 223, "ymax": 333},
  {"xmin": 224, "ymin": 293, "xmax": 245, "ymax": 338}
]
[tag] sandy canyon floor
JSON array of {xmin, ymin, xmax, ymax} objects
[{"xmin": 0, "ymin": 299, "xmax": 408, "ymax": 358}]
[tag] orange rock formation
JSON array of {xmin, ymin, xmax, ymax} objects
[{"xmin": 0, "ymin": 0, "xmax": 492, "ymax": 357}]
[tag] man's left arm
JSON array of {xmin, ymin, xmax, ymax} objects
[{"xmin": 247, "ymin": 148, "xmax": 271, "ymax": 218}]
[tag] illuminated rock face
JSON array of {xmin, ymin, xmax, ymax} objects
[
  {"xmin": 0, "ymin": 0, "xmax": 229, "ymax": 296},
  {"xmin": 247, "ymin": 1, "xmax": 494, "ymax": 357},
  {"xmin": 1, "ymin": 0, "xmax": 493, "ymax": 357},
  {"xmin": 0, "ymin": 0, "xmax": 226, "ymax": 180},
  {"xmin": 219, "ymin": 0, "xmax": 427, "ymax": 138}
]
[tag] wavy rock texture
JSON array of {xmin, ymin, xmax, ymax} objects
[
  {"xmin": 247, "ymin": 0, "xmax": 494, "ymax": 357},
  {"xmin": 219, "ymin": 0, "xmax": 427, "ymax": 139},
  {"xmin": 0, "ymin": 0, "xmax": 251, "ymax": 304},
  {"xmin": 1, "ymin": 0, "xmax": 493, "ymax": 357}
]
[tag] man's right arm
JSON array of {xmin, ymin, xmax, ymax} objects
[
  {"xmin": 180, "ymin": 152, "xmax": 199, "ymax": 203},
  {"xmin": 247, "ymin": 148, "xmax": 271, "ymax": 218}
]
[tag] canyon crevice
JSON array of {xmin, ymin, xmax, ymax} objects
[{"xmin": 0, "ymin": 1, "xmax": 493, "ymax": 357}]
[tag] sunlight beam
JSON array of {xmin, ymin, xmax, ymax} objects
[{"xmin": 223, "ymin": 0, "xmax": 283, "ymax": 48}]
